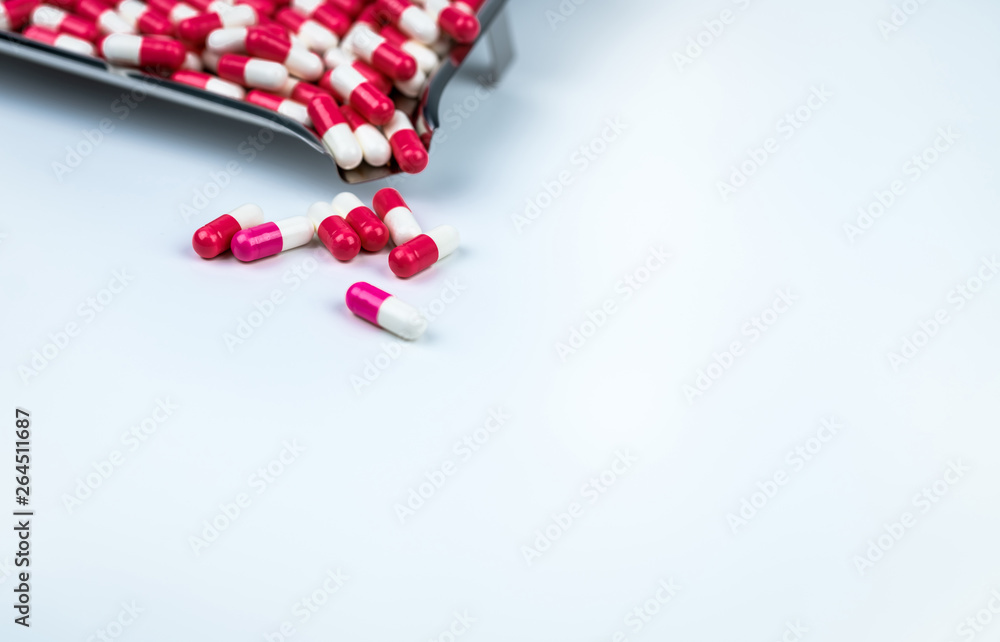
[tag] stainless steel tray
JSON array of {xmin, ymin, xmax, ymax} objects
[{"xmin": 0, "ymin": 0, "xmax": 513, "ymax": 183}]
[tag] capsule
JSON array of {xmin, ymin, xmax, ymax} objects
[
  {"xmin": 384, "ymin": 110, "xmax": 428, "ymax": 174},
  {"xmin": 234, "ymin": 0, "xmax": 273, "ymax": 20},
  {"xmin": 392, "ymin": 66, "xmax": 426, "ymax": 98},
  {"xmin": 344, "ymin": 22, "xmax": 416, "ymax": 81},
  {"xmin": 374, "ymin": 0, "xmax": 438, "ymax": 45},
  {"xmin": 231, "ymin": 216, "xmax": 314, "ymax": 262},
  {"xmin": 215, "ymin": 52, "xmax": 288, "ymax": 89},
  {"xmin": 0, "ymin": 0, "xmax": 42, "ymax": 31},
  {"xmin": 99, "ymin": 34, "xmax": 186, "ymax": 69},
  {"xmin": 332, "ymin": 192, "xmax": 388, "ymax": 252},
  {"xmin": 341, "ymin": 104, "xmax": 391, "ymax": 167},
  {"xmin": 306, "ymin": 94, "xmax": 362, "ymax": 170},
  {"xmin": 288, "ymin": 0, "xmax": 349, "ymax": 36},
  {"xmin": 23, "ymin": 25, "xmax": 95, "ymax": 55},
  {"xmin": 388, "ymin": 225, "xmax": 458, "ymax": 278},
  {"xmin": 245, "ymin": 26, "xmax": 322, "ymax": 80},
  {"xmin": 76, "ymin": 0, "xmax": 133, "ymax": 33},
  {"xmin": 146, "ymin": 0, "xmax": 197, "ymax": 24},
  {"xmin": 322, "ymin": 46, "xmax": 391, "ymax": 94},
  {"xmin": 192, "ymin": 204, "xmax": 265, "ymax": 258},
  {"xmin": 379, "ymin": 23, "xmax": 438, "ymax": 73},
  {"xmin": 274, "ymin": 8, "xmax": 336, "ymax": 52},
  {"xmin": 177, "ymin": 6, "xmax": 257, "ymax": 45},
  {"xmin": 171, "ymin": 69, "xmax": 246, "ymax": 99},
  {"xmin": 419, "ymin": 0, "xmax": 479, "ymax": 43},
  {"xmin": 307, "ymin": 201, "xmax": 359, "ymax": 261},
  {"xmin": 247, "ymin": 90, "xmax": 311, "ymax": 126},
  {"xmin": 278, "ymin": 78, "xmax": 328, "ymax": 105},
  {"xmin": 30, "ymin": 5, "xmax": 98, "ymax": 42},
  {"xmin": 372, "ymin": 188, "xmax": 422, "ymax": 246},
  {"xmin": 346, "ymin": 282, "xmax": 427, "ymax": 340},
  {"xmin": 115, "ymin": 0, "xmax": 173, "ymax": 35},
  {"xmin": 181, "ymin": 49, "xmax": 202, "ymax": 69}
]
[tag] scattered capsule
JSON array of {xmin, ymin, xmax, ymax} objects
[
  {"xmin": 23, "ymin": 24, "xmax": 95, "ymax": 55},
  {"xmin": 247, "ymin": 89, "xmax": 311, "ymax": 126},
  {"xmin": 307, "ymin": 201, "xmax": 360, "ymax": 261},
  {"xmin": 274, "ymin": 8, "xmax": 336, "ymax": 52},
  {"xmin": 374, "ymin": 0, "xmax": 438, "ymax": 45},
  {"xmin": 341, "ymin": 104, "xmax": 391, "ymax": 167},
  {"xmin": 30, "ymin": 5, "xmax": 98, "ymax": 42},
  {"xmin": 231, "ymin": 216, "xmax": 315, "ymax": 262},
  {"xmin": 99, "ymin": 34, "xmax": 186, "ymax": 69},
  {"xmin": 388, "ymin": 224, "xmax": 458, "ymax": 278},
  {"xmin": 76, "ymin": 0, "xmax": 133, "ymax": 33},
  {"xmin": 115, "ymin": 0, "xmax": 173, "ymax": 35},
  {"xmin": 384, "ymin": 109, "xmax": 428, "ymax": 174},
  {"xmin": 245, "ymin": 25, "xmax": 322, "ymax": 80},
  {"xmin": 307, "ymin": 94, "xmax": 363, "ymax": 170},
  {"xmin": 215, "ymin": 52, "xmax": 288, "ymax": 90},
  {"xmin": 343, "ymin": 22, "xmax": 416, "ymax": 81},
  {"xmin": 171, "ymin": 69, "xmax": 246, "ymax": 99},
  {"xmin": 289, "ymin": 0, "xmax": 349, "ymax": 37},
  {"xmin": 332, "ymin": 192, "xmax": 388, "ymax": 252},
  {"xmin": 373, "ymin": 188, "xmax": 422, "ymax": 246},
  {"xmin": 379, "ymin": 23, "xmax": 438, "ymax": 73},
  {"xmin": 192, "ymin": 203, "xmax": 265, "ymax": 258},
  {"xmin": 346, "ymin": 282, "xmax": 427, "ymax": 340}
]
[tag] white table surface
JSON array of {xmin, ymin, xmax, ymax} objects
[{"xmin": 3, "ymin": 0, "xmax": 1000, "ymax": 640}]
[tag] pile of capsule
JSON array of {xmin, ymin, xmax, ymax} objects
[
  {"xmin": 193, "ymin": 188, "xmax": 458, "ymax": 340},
  {"xmin": 0, "ymin": 0, "xmax": 485, "ymax": 174}
]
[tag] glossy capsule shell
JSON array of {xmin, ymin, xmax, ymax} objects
[
  {"xmin": 247, "ymin": 90, "xmax": 311, "ymax": 126},
  {"xmin": 372, "ymin": 188, "xmax": 422, "ymax": 245},
  {"xmin": 192, "ymin": 203, "xmax": 265, "ymax": 258},
  {"xmin": 246, "ymin": 27, "xmax": 323, "ymax": 80},
  {"xmin": 216, "ymin": 52, "xmax": 288, "ymax": 89},
  {"xmin": 307, "ymin": 94, "xmax": 363, "ymax": 170},
  {"xmin": 332, "ymin": 192, "xmax": 388, "ymax": 252},
  {"xmin": 384, "ymin": 109, "xmax": 428, "ymax": 174},
  {"xmin": 289, "ymin": 0, "xmax": 350, "ymax": 36},
  {"xmin": 341, "ymin": 104, "xmax": 391, "ymax": 166},
  {"xmin": 99, "ymin": 34, "xmax": 186, "ymax": 68},
  {"xmin": 319, "ymin": 64, "xmax": 393, "ymax": 125},
  {"xmin": 346, "ymin": 282, "xmax": 427, "ymax": 340},
  {"xmin": 231, "ymin": 216, "xmax": 314, "ymax": 262},
  {"xmin": 23, "ymin": 24, "xmax": 95, "ymax": 55},
  {"xmin": 30, "ymin": 5, "xmax": 99, "ymax": 42},
  {"xmin": 307, "ymin": 201, "xmax": 359, "ymax": 261},
  {"xmin": 374, "ymin": 0, "xmax": 438, "ymax": 44},
  {"xmin": 171, "ymin": 69, "xmax": 246, "ymax": 100},
  {"xmin": 116, "ymin": 0, "xmax": 173, "ymax": 36},
  {"xmin": 388, "ymin": 224, "xmax": 458, "ymax": 278},
  {"xmin": 275, "ymin": 8, "xmax": 336, "ymax": 52}
]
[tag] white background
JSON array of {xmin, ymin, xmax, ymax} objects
[{"xmin": 3, "ymin": 0, "xmax": 1000, "ymax": 640}]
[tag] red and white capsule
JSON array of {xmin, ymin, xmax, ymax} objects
[
  {"xmin": 247, "ymin": 90, "xmax": 311, "ymax": 126},
  {"xmin": 177, "ymin": 5, "xmax": 257, "ymax": 45},
  {"xmin": 388, "ymin": 225, "xmax": 458, "ymax": 278},
  {"xmin": 372, "ymin": 188, "xmax": 422, "ymax": 246},
  {"xmin": 146, "ymin": 0, "xmax": 197, "ymax": 24},
  {"xmin": 341, "ymin": 104, "xmax": 391, "ymax": 167},
  {"xmin": 274, "ymin": 8, "xmax": 335, "ymax": 52},
  {"xmin": 171, "ymin": 69, "xmax": 246, "ymax": 98},
  {"xmin": 379, "ymin": 23, "xmax": 438, "ymax": 73},
  {"xmin": 231, "ymin": 216, "xmax": 315, "ymax": 262},
  {"xmin": 384, "ymin": 110, "xmax": 428, "ymax": 174},
  {"xmin": 115, "ymin": 0, "xmax": 173, "ymax": 35},
  {"xmin": 322, "ymin": 46, "xmax": 392, "ymax": 94},
  {"xmin": 76, "ymin": 0, "xmax": 133, "ymax": 33},
  {"xmin": 307, "ymin": 94, "xmax": 362, "ymax": 170},
  {"xmin": 23, "ymin": 25, "xmax": 95, "ymax": 55},
  {"xmin": 99, "ymin": 34, "xmax": 186, "ymax": 68},
  {"xmin": 346, "ymin": 282, "xmax": 427, "ymax": 340},
  {"xmin": 306, "ymin": 201, "xmax": 360, "ymax": 261},
  {"xmin": 319, "ymin": 64, "xmax": 393, "ymax": 125},
  {"xmin": 192, "ymin": 203, "xmax": 265, "ymax": 258},
  {"xmin": 245, "ymin": 26, "xmax": 322, "ymax": 80},
  {"xmin": 418, "ymin": 0, "xmax": 479, "ymax": 43},
  {"xmin": 30, "ymin": 5, "xmax": 98, "ymax": 41},
  {"xmin": 278, "ymin": 77, "xmax": 327, "ymax": 105},
  {"xmin": 0, "ymin": 0, "xmax": 41, "ymax": 31},
  {"xmin": 332, "ymin": 192, "xmax": 388, "ymax": 252},
  {"xmin": 215, "ymin": 52, "xmax": 288, "ymax": 89},
  {"xmin": 288, "ymin": 0, "xmax": 349, "ymax": 37},
  {"xmin": 344, "ymin": 22, "xmax": 417, "ymax": 81},
  {"xmin": 374, "ymin": 0, "xmax": 437, "ymax": 44}
]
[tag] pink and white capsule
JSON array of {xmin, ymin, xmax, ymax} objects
[
  {"xmin": 205, "ymin": 25, "xmax": 249, "ymax": 51},
  {"xmin": 116, "ymin": 0, "xmax": 174, "ymax": 35},
  {"xmin": 30, "ymin": 6, "xmax": 99, "ymax": 42},
  {"xmin": 23, "ymin": 25, "xmax": 95, "ymax": 55},
  {"xmin": 374, "ymin": 0, "xmax": 438, "ymax": 44},
  {"xmin": 379, "ymin": 23, "xmax": 438, "ymax": 73},
  {"xmin": 341, "ymin": 105, "xmax": 391, "ymax": 167},
  {"xmin": 372, "ymin": 188, "xmax": 422, "ymax": 245},
  {"xmin": 147, "ymin": 0, "xmax": 198, "ymax": 24},
  {"xmin": 384, "ymin": 110, "xmax": 428, "ymax": 174},
  {"xmin": 346, "ymin": 282, "xmax": 427, "ymax": 340},
  {"xmin": 215, "ymin": 53, "xmax": 288, "ymax": 89},
  {"xmin": 99, "ymin": 34, "xmax": 186, "ymax": 68},
  {"xmin": 231, "ymin": 216, "xmax": 315, "ymax": 262},
  {"xmin": 247, "ymin": 90, "xmax": 311, "ymax": 126},
  {"xmin": 171, "ymin": 69, "xmax": 245, "ymax": 99},
  {"xmin": 274, "ymin": 8, "xmax": 336, "ymax": 52},
  {"xmin": 177, "ymin": 6, "xmax": 257, "ymax": 45},
  {"xmin": 245, "ymin": 27, "xmax": 322, "ymax": 80},
  {"xmin": 307, "ymin": 95, "xmax": 362, "ymax": 170},
  {"xmin": 344, "ymin": 23, "xmax": 417, "ymax": 81},
  {"xmin": 75, "ymin": 0, "xmax": 134, "ymax": 33}
]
